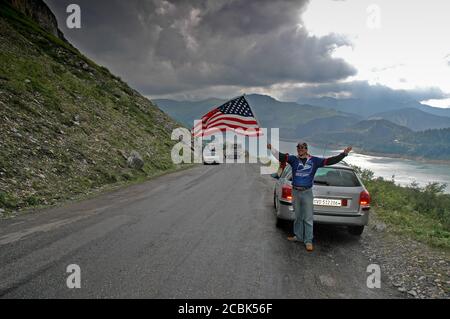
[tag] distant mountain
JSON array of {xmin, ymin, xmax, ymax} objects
[
  {"xmin": 155, "ymin": 94, "xmax": 362, "ymax": 139},
  {"xmin": 403, "ymin": 128, "xmax": 450, "ymax": 159},
  {"xmin": 306, "ymin": 119, "xmax": 450, "ymax": 160},
  {"xmin": 153, "ymin": 98, "xmax": 226, "ymax": 127},
  {"xmin": 294, "ymin": 115, "xmax": 360, "ymax": 138},
  {"xmin": 307, "ymin": 119, "xmax": 411, "ymax": 146},
  {"xmin": 298, "ymin": 96, "xmax": 450, "ymax": 119},
  {"xmin": 155, "ymin": 94, "xmax": 450, "ymax": 160},
  {"xmin": 416, "ymin": 103, "xmax": 450, "ymax": 118},
  {"xmin": 369, "ymin": 108, "xmax": 450, "ymax": 131}
]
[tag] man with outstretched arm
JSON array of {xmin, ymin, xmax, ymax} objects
[{"xmin": 267, "ymin": 142, "xmax": 353, "ymax": 252}]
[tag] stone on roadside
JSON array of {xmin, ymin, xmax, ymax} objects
[
  {"xmin": 72, "ymin": 115, "xmax": 81, "ymax": 126},
  {"xmin": 374, "ymin": 223, "xmax": 387, "ymax": 232},
  {"xmin": 127, "ymin": 151, "xmax": 144, "ymax": 170},
  {"xmin": 318, "ymin": 275, "xmax": 336, "ymax": 287}
]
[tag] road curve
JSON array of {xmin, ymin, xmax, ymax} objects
[{"xmin": 0, "ymin": 164, "xmax": 401, "ymax": 298}]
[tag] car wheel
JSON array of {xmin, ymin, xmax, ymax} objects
[{"xmin": 348, "ymin": 225, "xmax": 364, "ymax": 236}]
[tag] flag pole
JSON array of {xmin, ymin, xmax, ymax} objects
[
  {"xmin": 242, "ymin": 93, "xmax": 268, "ymax": 166},
  {"xmin": 242, "ymin": 93, "xmax": 263, "ymax": 137}
]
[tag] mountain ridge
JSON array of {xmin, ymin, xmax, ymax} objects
[
  {"xmin": 155, "ymin": 94, "xmax": 450, "ymax": 160},
  {"xmin": 305, "ymin": 119, "xmax": 450, "ymax": 160},
  {"xmin": 155, "ymin": 94, "xmax": 362, "ymax": 139},
  {"xmin": 369, "ymin": 108, "xmax": 450, "ymax": 131},
  {"xmin": 5, "ymin": 0, "xmax": 64, "ymax": 40},
  {"xmin": 298, "ymin": 96, "xmax": 450, "ymax": 119}
]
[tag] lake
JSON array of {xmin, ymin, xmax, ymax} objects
[{"xmin": 278, "ymin": 140, "xmax": 450, "ymax": 193}]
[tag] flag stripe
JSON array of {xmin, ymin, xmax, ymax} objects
[
  {"xmin": 194, "ymin": 120, "xmax": 259, "ymax": 135},
  {"xmin": 194, "ymin": 127, "xmax": 263, "ymax": 137},
  {"xmin": 203, "ymin": 106, "xmax": 257, "ymax": 126},
  {"xmin": 193, "ymin": 121, "xmax": 203, "ymax": 129},
  {"xmin": 206, "ymin": 117, "xmax": 258, "ymax": 127},
  {"xmin": 191, "ymin": 96, "xmax": 262, "ymax": 138},
  {"xmin": 194, "ymin": 125, "xmax": 263, "ymax": 137},
  {"xmin": 204, "ymin": 111, "xmax": 226, "ymax": 124},
  {"xmin": 201, "ymin": 123, "xmax": 262, "ymax": 132},
  {"xmin": 206, "ymin": 114, "xmax": 258, "ymax": 125}
]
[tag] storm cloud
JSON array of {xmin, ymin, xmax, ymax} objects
[
  {"xmin": 45, "ymin": 0, "xmax": 356, "ymax": 96},
  {"xmin": 278, "ymin": 81, "xmax": 448, "ymax": 102}
]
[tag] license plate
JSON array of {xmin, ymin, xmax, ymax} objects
[{"xmin": 314, "ymin": 198, "xmax": 342, "ymax": 207}]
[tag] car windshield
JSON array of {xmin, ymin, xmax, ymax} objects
[{"xmin": 314, "ymin": 168, "xmax": 361, "ymax": 187}]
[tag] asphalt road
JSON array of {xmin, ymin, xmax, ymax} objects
[{"xmin": 0, "ymin": 164, "xmax": 400, "ymax": 298}]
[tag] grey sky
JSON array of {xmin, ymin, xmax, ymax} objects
[
  {"xmin": 45, "ymin": 1, "xmax": 357, "ymax": 95},
  {"xmin": 45, "ymin": 0, "xmax": 448, "ymax": 105}
]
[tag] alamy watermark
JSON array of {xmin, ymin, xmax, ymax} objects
[
  {"xmin": 366, "ymin": 264, "xmax": 381, "ymax": 289},
  {"xmin": 66, "ymin": 264, "xmax": 81, "ymax": 289},
  {"xmin": 66, "ymin": 4, "xmax": 81, "ymax": 29}
]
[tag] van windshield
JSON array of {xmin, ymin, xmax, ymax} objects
[{"xmin": 314, "ymin": 168, "xmax": 361, "ymax": 187}]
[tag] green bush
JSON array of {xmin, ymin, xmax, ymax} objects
[
  {"xmin": 0, "ymin": 191, "xmax": 19, "ymax": 209},
  {"xmin": 352, "ymin": 165, "xmax": 450, "ymax": 248}
]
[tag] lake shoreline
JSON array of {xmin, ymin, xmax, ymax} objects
[{"xmin": 280, "ymin": 138, "xmax": 450, "ymax": 166}]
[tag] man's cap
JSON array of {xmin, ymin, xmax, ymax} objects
[{"xmin": 297, "ymin": 141, "xmax": 308, "ymax": 148}]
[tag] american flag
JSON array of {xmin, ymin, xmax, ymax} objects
[{"xmin": 192, "ymin": 96, "xmax": 263, "ymax": 137}]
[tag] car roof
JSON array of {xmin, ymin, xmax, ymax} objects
[
  {"xmin": 284, "ymin": 161, "xmax": 352, "ymax": 170},
  {"xmin": 326, "ymin": 161, "xmax": 351, "ymax": 169}
]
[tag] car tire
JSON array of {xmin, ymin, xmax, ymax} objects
[{"xmin": 348, "ymin": 225, "xmax": 364, "ymax": 236}]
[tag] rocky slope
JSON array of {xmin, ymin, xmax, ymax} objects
[
  {"xmin": 4, "ymin": 0, "xmax": 63, "ymax": 39},
  {"xmin": 0, "ymin": 0, "xmax": 182, "ymax": 213}
]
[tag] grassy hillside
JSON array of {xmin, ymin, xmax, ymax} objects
[
  {"xmin": 353, "ymin": 166, "xmax": 450, "ymax": 249},
  {"xmin": 0, "ymin": 1, "xmax": 183, "ymax": 212}
]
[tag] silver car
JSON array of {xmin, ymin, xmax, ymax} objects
[{"xmin": 272, "ymin": 162, "xmax": 371, "ymax": 236}]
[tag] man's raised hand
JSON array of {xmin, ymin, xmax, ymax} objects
[{"xmin": 344, "ymin": 146, "xmax": 353, "ymax": 155}]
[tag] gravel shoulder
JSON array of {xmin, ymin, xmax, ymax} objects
[{"xmin": 362, "ymin": 212, "xmax": 449, "ymax": 299}]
